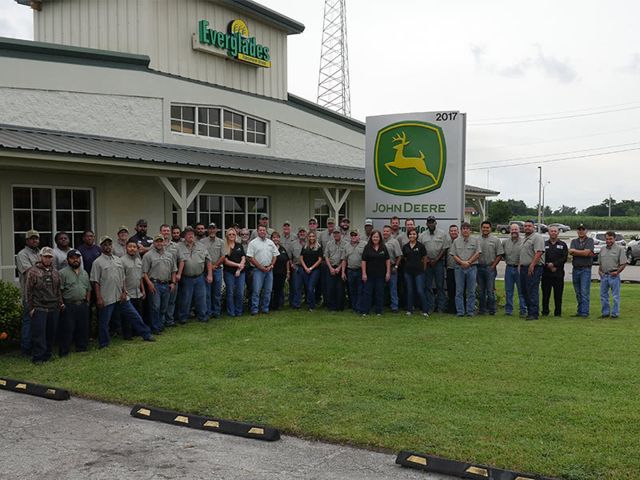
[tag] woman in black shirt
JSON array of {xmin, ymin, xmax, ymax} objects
[
  {"xmin": 270, "ymin": 231, "xmax": 290, "ymax": 310},
  {"xmin": 300, "ymin": 231, "xmax": 323, "ymax": 311},
  {"xmin": 402, "ymin": 229, "xmax": 429, "ymax": 316},
  {"xmin": 360, "ymin": 230, "xmax": 390, "ymax": 315},
  {"xmin": 223, "ymin": 228, "xmax": 245, "ymax": 317}
]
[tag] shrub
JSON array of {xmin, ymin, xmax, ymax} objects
[{"xmin": 0, "ymin": 280, "xmax": 23, "ymax": 347}]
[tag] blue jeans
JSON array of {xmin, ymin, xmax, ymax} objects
[
  {"xmin": 326, "ymin": 271, "xmax": 345, "ymax": 311},
  {"xmin": 251, "ymin": 269, "xmax": 273, "ymax": 314},
  {"xmin": 504, "ymin": 265, "xmax": 526, "ymax": 315},
  {"xmin": 476, "ymin": 265, "xmax": 497, "ymax": 314},
  {"xmin": 302, "ymin": 269, "xmax": 320, "ymax": 309},
  {"xmin": 572, "ymin": 267, "xmax": 591, "ymax": 316},
  {"xmin": 347, "ymin": 269, "xmax": 363, "ymax": 313},
  {"xmin": 290, "ymin": 267, "xmax": 304, "ymax": 308},
  {"xmin": 224, "ymin": 270, "xmax": 245, "ymax": 316},
  {"xmin": 387, "ymin": 271, "xmax": 399, "ymax": 311},
  {"xmin": 98, "ymin": 300, "xmax": 151, "ymax": 348},
  {"xmin": 361, "ymin": 275, "xmax": 385, "ymax": 314},
  {"xmin": 59, "ymin": 301, "xmax": 89, "ymax": 355},
  {"xmin": 150, "ymin": 282, "xmax": 171, "ymax": 332},
  {"xmin": 206, "ymin": 268, "xmax": 223, "ymax": 317},
  {"xmin": 600, "ymin": 273, "xmax": 621, "ymax": 316},
  {"xmin": 166, "ymin": 284, "xmax": 178, "ymax": 326},
  {"xmin": 425, "ymin": 259, "xmax": 447, "ymax": 312},
  {"xmin": 179, "ymin": 274, "xmax": 208, "ymax": 322},
  {"xmin": 404, "ymin": 272, "xmax": 428, "ymax": 313},
  {"xmin": 21, "ymin": 300, "xmax": 31, "ymax": 353},
  {"xmin": 454, "ymin": 265, "xmax": 477, "ymax": 315},
  {"xmin": 31, "ymin": 308, "xmax": 59, "ymax": 362},
  {"xmin": 520, "ymin": 265, "xmax": 543, "ymax": 318}
]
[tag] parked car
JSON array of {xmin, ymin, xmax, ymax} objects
[
  {"xmin": 588, "ymin": 232, "xmax": 626, "ymax": 263},
  {"xmin": 548, "ymin": 223, "xmax": 571, "ymax": 233},
  {"xmin": 626, "ymin": 235, "xmax": 640, "ymax": 265},
  {"xmin": 496, "ymin": 220, "xmax": 524, "ymax": 234},
  {"xmin": 534, "ymin": 223, "xmax": 549, "ymax": 233}
]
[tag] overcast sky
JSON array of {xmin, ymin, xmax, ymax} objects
[{"xmin": 2, "ymin": 0, "xmax": 640, "ymax": 210}]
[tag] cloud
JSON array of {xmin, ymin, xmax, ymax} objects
[
  {"xmin": 470, "ymin": 45, "xmax": 577, "ymax": 83},
  {"xmin": 619, "ymin": 53, "xmax": 640, "ymax": 74},
  {"xmin": 534, "ymin": 48, "xmax": 577, "ymax": 83}
]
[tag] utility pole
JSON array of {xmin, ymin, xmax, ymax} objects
[
  {"xmin": 609, "ymin": 194, "xmax": 612, "ymax": 217},
  {"xmin": 537, "ymin": 166, "xmax": 542, "ymax": 225}
]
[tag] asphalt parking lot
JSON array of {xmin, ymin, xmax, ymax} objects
[{"xmin": 0, "ymin": 390, "xmax": 451, "ymax": 480}]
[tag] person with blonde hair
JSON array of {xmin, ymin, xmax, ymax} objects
[
  {"xmin": 223, "ymin": 228, "xmax": 246, "ymax": 317},
  {"xmin": 300, "ymin": 231, "xmax": 323, "ymax": 311}
]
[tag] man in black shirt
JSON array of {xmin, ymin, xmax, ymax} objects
[
  {"xmin": 541, "ymin": 226, "xmax": 568, "ymax": 316},
  {"xmin": 129, "ymin": 219, "xmax": 153, "ymax": 256}
]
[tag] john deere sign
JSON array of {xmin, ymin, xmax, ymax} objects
[
  {"xmin": 366, "ymin": 112, "xmax": 466, "ymax": 228},
  {"xmin": 194, "ymin": 19, "xmax": 271, "ymax": 68}
]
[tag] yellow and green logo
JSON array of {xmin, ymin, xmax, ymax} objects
[
  {"xmin": 374, "ymin": 121, "xmax": 446, "ymax": 196},
  {"xmin": 198, "ymin": 19, "xmax": 271, "ymax": 68}
]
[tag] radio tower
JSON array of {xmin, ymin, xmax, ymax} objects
[{"xmin": 317, "ymin": 0, "xmax": 351, "ymax": 117}]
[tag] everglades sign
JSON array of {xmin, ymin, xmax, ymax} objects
[
  {"xmin": 194, "ymin": 19, "xmax": 271, "ymax": 68},
  {"xmin": 366, "ymin": 112, "xmax": 466, "ymax": 227}
]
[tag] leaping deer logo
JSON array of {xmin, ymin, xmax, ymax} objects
[{"xmin": 385, "ymin": 131, "xmax": 437, "ymax": 184}]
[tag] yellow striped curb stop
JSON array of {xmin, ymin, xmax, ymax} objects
[{"xmin": 0, "ymin": 377, "xmax": 70, "ymax": 401}]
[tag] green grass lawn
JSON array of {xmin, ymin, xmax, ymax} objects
[{"xmin": 2, "ymin": 282, "xmax": 640, "ymax": 480}]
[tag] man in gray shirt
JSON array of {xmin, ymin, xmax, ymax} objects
[
  {"xmin": 58, "ymin": 249, "xmax": 91, "ymax": 356},
  {"xmin": 16, "ymin": 229, "xmax": 40, "ymax": 355},
  {"xmin": 201, "ymin": 223, "xmax": 225, "ymax": 319},
  {"xmin": 176, "ymin": 226, "xmax": 212, "ymax": 323},
  {"xmin": 502, "ymin": 224, "xmax": 527, "ymax": 317},
  {"xmin": 419, "ymin": 216, "xmax": 449, "ymax": 314},
  {"xmin": 91, "ymin": 236, "xmax": 154, "ymax": 348},
  {"xmin": 343, "ymin": 229, "xmax": 365, "ymax": 313},
  {"xmin": 325, "ymin": 229, "xmax": 346, "ymax": 311},
  {"xmin": 477, "ymin": 220, "xmax": 504, "ymax": 315},
  {"xmin": 598, "ymin": 231, "xmax": 626, "ymax": 318},
  {"xmin": 383, "ymin": 225, "xmax": 402, "ymax": 312},
  {"xmin": 289, "ymin": 227, "xmax": 307, "ymax": 309},
  {"xmin": 519, "ymin": 220, "xmax": 545, "ymax": 320},
  {"xmin": 143, "ymin": 235, "xmax": 178, "ymax": 333},
  {"xmin": 450, "ymin": 222, "xmax": 481, "ymax": 316},
  {"xmin": 569, "ymin": 224, "xmax": 594, "ymax": 317}
]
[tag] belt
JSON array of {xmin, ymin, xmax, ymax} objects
[
  {"xmin": 574, "ymin": 266, "xmax": 591, "ymax": 269},
  {"xmin": 151, "ymin": 278, "xmax": 171, "ymax": 284},
  {"xmin": 348, "ymin": 267, "xmax": 360, "ymax": 271},
  {"xmin": 507, "ymin": 264, "xmax": 518, "ymax": 267},
  {"xmin": 65, "ymin": 300, "xmax": 87, "ymax": 305},
  {"xmin": 182, "ymin": 273, "xmax": 203, "ymax": 278}
]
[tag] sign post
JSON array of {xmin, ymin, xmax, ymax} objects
[{"xmin": 365, "ymin": 111, "xmax": 466, "ymax": 232}]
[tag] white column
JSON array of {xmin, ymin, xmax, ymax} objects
[
  {"xmin": 157, "ymin": 177, "xmax": 207, "ymax": 227},
  {"xmin": 322, "ymin": 187, "xmax": 351, "ymax": 220}
]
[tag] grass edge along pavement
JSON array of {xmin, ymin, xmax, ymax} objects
[{"xmin": 2, "ymin": 282, "xmax": 640, "ymax": 480}]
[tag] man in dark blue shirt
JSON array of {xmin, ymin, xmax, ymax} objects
[
  {"xmin": 542, "ymin": 226, "xmax": 568, "ymax": 316},
  {"xmin": 77, "ymin": 229, "xmax": 101, "ymax": 275}
]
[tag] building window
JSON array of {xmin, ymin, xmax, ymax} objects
[
  {"xmin": 246, "ymin": 117, "xmax": 267, "ymax": 145},
  {"xmin": 198, "ymin": 107, "xmax": 221, "ymax": 138},
  {"xmin": 172, "ymin": 194, "xmax": 269, "ymax": 232},
  {"xmin": 171, "ymin": 105, "xmax": 195, "ymax": 135},
  {"xmin": 12, "ymin": 186, "xmax": 94, "ymax": 254},
  {"xmin": 314, "ymin": 198, "xmax": 348, "ymax": 230},
  {"xmin": 223, "ymin": 110, "xmax": 245, "ymax": 141},
  {"xmin": 170, "ymin": 103, "xmax": 267, "ymax": 145}
]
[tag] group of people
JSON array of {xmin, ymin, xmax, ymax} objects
[{"xmin": 15, "ymin": 214, "xmax": 627, "ymax": 363}]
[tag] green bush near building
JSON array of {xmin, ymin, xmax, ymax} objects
[
  {"xmin": 0, "ymin": 280, "xmax": 22, "ymax": 346},
  {"xmin": 1, "ymin": 283, "xmax": 639, "ymax": 480}
]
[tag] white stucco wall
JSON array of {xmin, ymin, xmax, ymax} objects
[
  {"xmin": 273, "ymin": 121, "xmax": 364, "ymax": 168},
  {"xmin": 0, "ymin": 87, "xmax": 163, "ymax": 142}
]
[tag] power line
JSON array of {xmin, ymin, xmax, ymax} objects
[
  {"xmin": 470, "ymin": 105, "xmax": 640, "ymax": 126},
  {"xmin": 467, "ymin": 141, "xmax": 640, "ymax": 167},
  {"xmin": 466, "ymin": 146, "xmax": 640, "ymax": 171},
  {"xmin": 468, "ymin": 124, "xmax": 640, "ymax": 152}
]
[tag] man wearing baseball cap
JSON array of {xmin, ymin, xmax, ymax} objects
[
  {"xmin": 59, "ymin": 249, "xmax": 91, "ymax": 356},
  {"xmin": 364, "ymin": 219, "xmax": 374, "ymax": 240},
  {"xmin": 15, "ymin": 229, "xmax": 40, "ymax": 355},
  {"xmin": 201, "ymin": 223, "xmax": 225, "ymax": 319},
  {"xmin": 129, "ymin": 219, "xmax": 153, "ymax": 256},
  {"xmin": 250, "ymin": 214, "xmax": 274, "ymax": 241},
  {"xmin": 143, "ymin": 235, "xmax": 178, "ymax": 333},
  {"xmin": 569, "ymin": 224, "xmax": 595, "ymax": 317},
  {"xmin": 25, "ymin": 247, "xmax": 63, "ymax": 363},
  {"xmin": 91, "ymin": 236, "xmax": 155, "ymax": 347}
]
